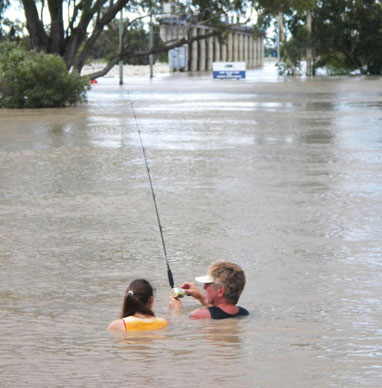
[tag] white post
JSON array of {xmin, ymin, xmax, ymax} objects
[
  {"xmin": 119, "ymin": 9, "xmax": 123, "ymax": 85},
  {"xmin": 243, "ymin": 35, "xmax": 248, "ymax": 66},
  {"xmin": 214, "ymin": 36, "xmax": 220, "ymax": 63},
  {"xmin": 207, "ymin": 35, "xmax": 213, "ymax": 70},
  {"xmin": 221, "ymin": 38, "xmax": 227, "ymax": 62},
  {"xmin": 277, "ymin": 14, "xmax": 281, "ymax": 75},
  {"xmin": 233, "ymin": 33, "xmax": 238, "ymax": 61},
  {"xmin": 200, "ymin": 35, "xmax": 206, "ymax": 70},
  {"xmin": 191, "ymin": 27, "xmax": 198, "ymax": 71},
  {"xmin": 248, "ymin": 36, "xmax": 253, "ymax": 68},
  {"xmin": 227, "ymin": 32, "xmax": 233, "ymax": 62},
  {"xmin": 306, "ymin": 9, "xmax": 312, "ymax": 76},
  {"xmin": 240, "ymin": 34, "xmax": 244, "ymax": 62},
  {"xmin": 149, "ymin": 13, "xmax": 154, "ymax": 78}
]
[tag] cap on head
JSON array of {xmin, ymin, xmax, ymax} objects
[
  {"xmin": 195, "ymin": 262, "xmax": 246, "ymax": 305},
  {"xmin": 195, "ymin": 274, "xmax": 214, "ymax": 283}
]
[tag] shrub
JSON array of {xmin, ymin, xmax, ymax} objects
[{"xmin": 0, "ymin": 42, "xmax": 90, "ymax": 108}]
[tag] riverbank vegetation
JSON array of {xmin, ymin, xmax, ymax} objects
[
  {"xmin": 0, "ymin": 0, "xmax": 247, "ymax": 108},
  {"xmin": 0, "ymin": 1, "xmax": 381, "ymax": 108},
  {"xmin": 1, "ymin": 1, "xmax": 244, "ymax": 81},
  {"xmin": 0, "ymin": 42, "xmax": 89, "ymax": 108},
  {"xmin": 259, "ymin": 0, "xmax": 382, "ymax": 75},
  {"xmin": 1, "ymin": 1, "xmax": 377, "ymax": 78}
]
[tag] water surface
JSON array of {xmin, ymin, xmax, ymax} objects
[{"xmin": 1, "ymin": 64, "xmax": 381, "ymax": 387}]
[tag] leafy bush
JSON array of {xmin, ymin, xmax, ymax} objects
[
  {"xmin": 321, "ymin": 52, "xmax": 355, "ymax": 75},
  {"xmin": 0, "ymin": 42, "xmax": 89, "ymax": 108}
]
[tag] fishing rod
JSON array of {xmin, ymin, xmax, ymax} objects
[{"xmin": 127, "ymin": 93, "xmax": 175, "ymax": 290}]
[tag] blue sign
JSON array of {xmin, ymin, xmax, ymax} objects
[
  {"xmin": 212, "ymin": 62, "xmax": 246, "ymax": 79},
  {"xmin": 213, "ymin": 70, "xmax": 246, "ymax": 79}
]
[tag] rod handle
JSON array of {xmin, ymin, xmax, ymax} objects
[{"xmin": 167, "ymin": 267, "xmax": 174, "ymax": 289}]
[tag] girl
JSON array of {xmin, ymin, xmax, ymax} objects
[{"xmin": 108, "ymin": 279, "xmax": 167, "ymax": 332}]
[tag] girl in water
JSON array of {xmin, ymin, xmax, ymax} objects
[{"xmin": 108, "ymin": 279, "xmax": 167, "ymax": 331}]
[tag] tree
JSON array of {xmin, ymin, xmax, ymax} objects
[
  {"xmin": 0, "ymin": 41, "xmax": 89, "ymax": 108},
  {"xmin": 89, "ymin": 19, "xmax": 166, "ymax": 65},
  {"xmin": 0, "ymin": 0, "xmax": 10, "ymax": 39},
  {"xmin": 0, "ymin": 0, "xmax": 9, "ymax": 20},
  {"xmin": 254, "ymin": 0, "xmax": 382, "ymax": 75},
  {"xmin": 19, "ymin": 0, "xmax": 248, "ymax": 79},
  {"xmin": 254, "ymin": 0, "xmax": 315, "ymax": 75},
  {"xmin": 313, "ymin": 0, "xmax": 382, "ymax": 74}
]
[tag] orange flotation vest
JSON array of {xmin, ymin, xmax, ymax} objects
[{"xmin": 121, "ymin": 316, "xmax": 167, "ymax": 331}]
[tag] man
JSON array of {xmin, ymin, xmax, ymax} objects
[{"xmin": 169, "ymin": 261, "xmax": 249, "ymax": 319}]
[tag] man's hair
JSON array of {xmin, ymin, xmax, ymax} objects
[{"xmin": 209, "ymin": 262, "xmax": 246, "ymax": 304}]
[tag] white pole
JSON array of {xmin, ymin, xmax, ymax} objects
[
  {"xmin": 277, "ymin": 16, "xmax": 280, "ymax": 75},
  {"xmin": 149, "ymin": 13, "xmax": 154, "ymax": 78},
  {"xmin": 119, "ymin": 9, "xmax": 123, "ymax": 85}
]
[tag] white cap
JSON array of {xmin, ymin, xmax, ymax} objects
[{"xmin": 195, "ymin": 274, "xmax": 214, "ymax": 283}]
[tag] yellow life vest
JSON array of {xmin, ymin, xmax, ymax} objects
[{"xmin": 121, "ymin": 316, "xmax": 167, "ymax": 331}]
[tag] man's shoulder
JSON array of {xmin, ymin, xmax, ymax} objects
[{"xmin": 189, "ymin": 307, "xmax": 212, "ymax": 319}]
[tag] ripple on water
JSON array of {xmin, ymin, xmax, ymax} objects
[{"xmin": 0, "ymin": 71, "xmax": 381, "ymax": 388}]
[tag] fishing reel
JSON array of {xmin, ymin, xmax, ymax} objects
[{"xmin": 171, "ymin": 288, "xmax": 186, "ymax": 299}]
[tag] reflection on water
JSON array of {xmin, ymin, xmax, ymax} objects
[
  {"xmin": 111, "ymin": 330, "xmax": 169, "ymax": 351},
  {"xmin": 0, "ymin": 65, "xmax": 381, "ymax": 387},
  {"xmin": 201, "ymin": 318, "xmax": 245, "ymax": 348}
]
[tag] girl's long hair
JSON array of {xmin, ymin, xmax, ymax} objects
[{"xmin": 121, "ymin": 279, "xmax": 155, "ymax": 318}]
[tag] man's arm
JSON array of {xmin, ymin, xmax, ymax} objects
[
  {"xmin": 180, "ymin": 282, "xmax": 211, "ymax": 307},
  {"xmin": 169, "ymin": 297, "xmax": 212, "ymax": 319}
]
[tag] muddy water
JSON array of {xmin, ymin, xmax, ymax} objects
[{"xmin": 0, "ymin": 64, "xmax": 381, "ymax": 387}]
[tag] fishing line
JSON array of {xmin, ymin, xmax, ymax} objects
[{"xmin": 127, "ymin": 90, "xmax": 175, "ymax": 289}]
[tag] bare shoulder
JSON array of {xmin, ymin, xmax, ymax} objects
[
  {"xmin": 189, "ymin": 308, "xmax": 211, "ymax": 320},
  {"xmin": 107, "ymin": 319, "xmax": 125, "ymax": 331}
]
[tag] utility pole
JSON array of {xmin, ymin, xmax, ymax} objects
[
  {"xmin": 306, "ymin": 9, "xmax": 312, "ymax": 76},
  {"xmin": 119, "ymin": 9, "xmax": 124, "ymax": 85},
  {"xmin": 277, "ymin": 13, "xmax": 281, "ymax": 76},
  {"xmin": 149, "ymin": 11, "xmax": 154, "ymax": 78}
]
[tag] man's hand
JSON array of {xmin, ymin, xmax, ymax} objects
[
  {"xmin": 169, "ymin": 296, "xmax": 184, "ymax": 311},
  {"xmin": 180, "ymin": 282, "xmax": 209, "ymax": 306}
]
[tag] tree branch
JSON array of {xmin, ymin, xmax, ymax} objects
[
  {"xmin": 82, "ymin": 56, "xmax": 121, "ymax": 79},
  {"xmin": 122, "ymin": 14, "xmax": 148, "ymax": 43},
  {"xmin": 83, "ymin": 28, "xmax": 226, "ymax": 80},
  {"xmin": 22, "ymin": 0, "xmax": 49, "ymax": 51},
  {"xmin": 72, "ymin": 0, "xmax": 130, "ymax": 72},
  {"xmin": 64, "ymin": 0, "xmax": 114, "ymax": 69}
]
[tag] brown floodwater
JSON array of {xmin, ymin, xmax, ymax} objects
[{"xmin": 0, "ymin": 63, "xmax": 381, "ymax": 387}]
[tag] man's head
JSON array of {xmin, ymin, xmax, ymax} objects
[{"xmin": 196, "ymin": 261, "xmax": 246, "ymax": 305}]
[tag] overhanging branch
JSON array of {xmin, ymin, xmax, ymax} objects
[
  {"xmin": 83, "ymin": 28, "xmax": 227, "ymax": 80},
  {"xmin": 127, "ymin": 29, "xmax": 223, "ymax": 58}
]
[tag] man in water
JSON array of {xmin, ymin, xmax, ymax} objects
[{"xmin": 169, "ymin": 261, "xmax": 249, "ymax": 319}]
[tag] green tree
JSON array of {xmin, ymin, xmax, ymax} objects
[
  {"xmin": 0, "ymin": 41, "xmax": 89, "ymax": 108},
  {"xmin": 254, "ymin": 0, "xmax": 315, "ymax": 74},
  {"xmin": 0, "ymin": 0, "xmax": 10, "ymax": 39},
  {"xmin": 313, "ymin": 0, "xmax": 382, "ymax": 74},
  {"xmin": 90, "ymin": 19, "xmax": 166, "ymax": 65},
  {"xmin": 18, "ymin": 0, "xmax": 248, "ymax": 79},
  {"xmin": 0, "ymin": 0, "xmax": 9, "ymax": 19},
  {"xmin": 254, "ymin": 0, "xmax": 382, "ymax": 75}
]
